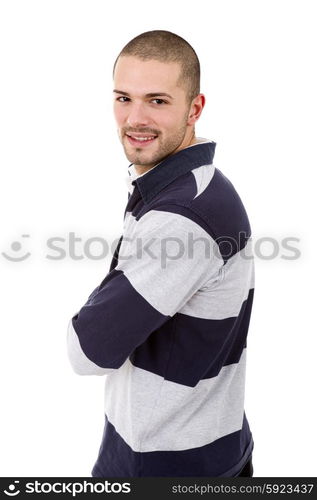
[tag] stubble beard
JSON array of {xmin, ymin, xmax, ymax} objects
[{"xmin": 120, "ymin": 116, "xmax": 189, "ymax": 168}]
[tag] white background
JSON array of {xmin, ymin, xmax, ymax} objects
[{"xmin": 0, "ymin": 0, "xmax": 316, "ymax": 477}]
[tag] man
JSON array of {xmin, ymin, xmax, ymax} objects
[{"xmin": 67, "ymin": 30, "xmax": 255, "ymax": 477}]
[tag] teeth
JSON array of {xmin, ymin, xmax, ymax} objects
[{"xmin": 129, "ymin": 135, "xmax": 156, "ymax": 141}]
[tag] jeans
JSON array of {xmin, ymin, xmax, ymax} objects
[{"xmin": 237, "ymin": 456, "xmax": 254, "ymax": 477}]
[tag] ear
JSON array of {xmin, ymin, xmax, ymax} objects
[{"xmin": 187, "ymin": 94, "xmax": 206, "ymax": 125}]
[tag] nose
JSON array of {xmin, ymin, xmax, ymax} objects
[{"xmin": 127, "ymin": 102, "xmax": 150, "ymax": 128}]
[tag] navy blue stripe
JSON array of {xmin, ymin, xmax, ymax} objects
[
  {"xmin": 72, "ymin": 270, "xmax": 170, "ymax": 369},
  {"xmin": 137, "ymin": 170, "xmax": 198, "ymax": 216},
  {"xmin": 130, "ymin": 288, "xmax": 254, "ymax": 387},
  {"xmin": 190, "ymin": 168, "xmax": 252, "ymax": 261},
  {"xmin": 124, "ymin": 184, "xmax": 143, "ymax": 219},
  {"xmin": 91, "ymin": 413, "xmax": 254, "ymax": 477}
]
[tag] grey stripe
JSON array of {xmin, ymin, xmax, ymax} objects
[
  {"xmin": 179, "ymin": 238, "xmax": 255, "ymax": 319},
  {"xmin": 117, "ymin": 210, "xmax": 224, "ymax": 317},
  {"xmin": 104, "ymin": 349, "xmax": 247, "ymax": 452},
  {"xmin": 67, "ymin": 319, "xmax": 114, "ymax": 376},
  {"xmin": 192, "ymin": 163, "xmax": 215, "ymax": 199}
]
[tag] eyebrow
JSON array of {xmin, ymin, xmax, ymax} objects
[{"xmin": 113, "ymin": 89, "xmax": 174, "ymax": 100}]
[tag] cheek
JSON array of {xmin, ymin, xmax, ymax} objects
[
  {"xmin": 153, "ymin": 111, "xmax": 178, "ymax": 131},
  {"xmin": 164, "ymin": 106, "xmax": 187, "ymax": 124},
  {"xmin": 113, "ymin": 105, "xmax": 125, "ymax": 125}
]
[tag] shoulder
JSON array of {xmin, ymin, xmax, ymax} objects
[{"xmin": 139, "ymin": 166, "xmax": 252, "ymax": 260}]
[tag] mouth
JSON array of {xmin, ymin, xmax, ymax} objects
[{"xmin": 126, "ymin": 133, "xmax": 158, "ymax": 147}]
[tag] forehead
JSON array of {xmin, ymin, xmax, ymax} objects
[{"xmin": 113, "ymin": 56, "xmax": 183, "ymax": 95}]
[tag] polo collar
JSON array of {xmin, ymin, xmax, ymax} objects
[{"xmin": 127, "ymin": 139, "xmax": 216, "ymax": 203}]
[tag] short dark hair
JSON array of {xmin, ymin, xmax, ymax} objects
[{"xmin": 113, "ymin": 30, "xmax": 200, "ymax": 104}]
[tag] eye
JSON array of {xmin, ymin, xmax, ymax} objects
[
  {"xmin": 115, "ymin": 96, "xmax": 167, "ymax": 105},
  {"xmin": 116, "ymin": 96, "xmax": 130, "ymax": 102},
  {"xmin": 151, "ymin": 98, "xmax": 166, "ymax": 105}
]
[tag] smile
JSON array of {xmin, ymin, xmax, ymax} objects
[{"xmin": 126, "ymin": 134, "xmax": 158, "ymax": 147}]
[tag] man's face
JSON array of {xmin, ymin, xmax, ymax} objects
[{"xmin": 113, "ymin": 56, "xmax": 193, "ymax": 172}]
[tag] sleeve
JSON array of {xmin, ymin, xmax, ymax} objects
[{"xmin": 66, "ymin": 207, "xmax": 224, "ymax": 375}]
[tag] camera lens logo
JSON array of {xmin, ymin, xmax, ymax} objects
[{"xmin": 3, "ymin": 481, "xmax": 20, "ymax": 496}]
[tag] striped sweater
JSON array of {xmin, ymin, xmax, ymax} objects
[{"xmin": 67, "ymin": 139, "xmax": 255, "ymax": 477}]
